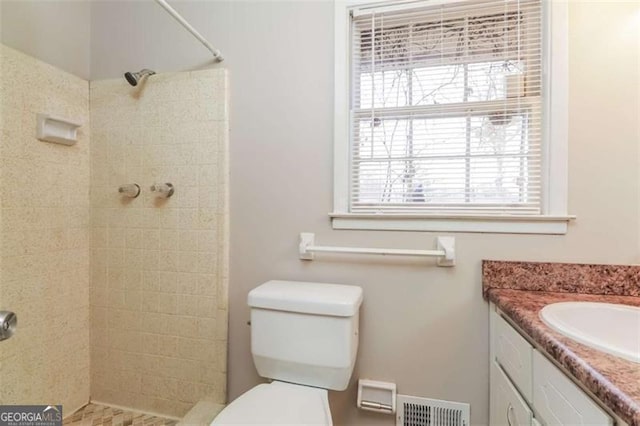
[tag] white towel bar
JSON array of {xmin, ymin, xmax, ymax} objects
[{"xmin": 298, "ymin": 233, "xmax": 455, "ymax": 267}]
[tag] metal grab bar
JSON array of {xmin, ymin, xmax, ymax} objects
[{"xmin": 298, "ymin": 233, "xmax": 455, "ymax": 267}]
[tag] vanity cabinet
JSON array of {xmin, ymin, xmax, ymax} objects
[
  {"xmin": 493, "ymin": 310, "xmax": 534, "ymax": 404},
  {"xmin": 491, "ymin": 359, "xmax": 534, "ymax": 426},
  {"xmin": 490, "ymin": 305, "xmax": 614, "ymax": 426},
  {"xmin": 532, "ymin": 350, "xmax": 613, "ymax": 425}
]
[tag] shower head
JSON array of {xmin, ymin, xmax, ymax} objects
[{"xmin": 124, "ymin": 69, "xmax": 156, "ymax": 86}]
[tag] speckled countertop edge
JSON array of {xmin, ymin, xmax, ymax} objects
[
  {"xmin": 483, "ymin": 260, "xmax": 640, "ymax": 298},
  {"xmin": 487, "ymin": 288, "xmax": 640, "ymax": 426}
]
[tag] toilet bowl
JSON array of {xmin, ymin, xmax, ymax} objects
[
  {"xmin": 211, "ymin": 381, "xmax": 331, "ymax": 425},
  {"xmin": 210, "ymin": 280, "xmax": 363, "ymax": 425}
]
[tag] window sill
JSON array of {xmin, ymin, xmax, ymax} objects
[{"xmin": 329, "ymin": 213, "xmax": 576, "ymax": 234}]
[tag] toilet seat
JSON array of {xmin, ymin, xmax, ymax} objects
[{"xmin": 211, "ymin": 381, "xmax": 332, "ymax": 425}]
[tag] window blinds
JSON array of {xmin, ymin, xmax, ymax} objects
[{"xmin": 349, "ymin": 0, "xmax": 543, "ymax": 215}]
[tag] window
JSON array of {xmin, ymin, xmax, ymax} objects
[{"xmin": 333, "ymin": 0, "xmax": 571, "ymax": 234}]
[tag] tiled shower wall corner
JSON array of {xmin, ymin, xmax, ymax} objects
[
  {"xmin": 0, "ymin": 44, "xmax": 91, "ymax": 411},
  {"xmin": 89, "ymin": 70, "xmax": 229, "ymax": 417}
]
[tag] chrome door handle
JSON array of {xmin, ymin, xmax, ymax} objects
[{"xmin": 0, "ymin": 311, "xmax": 17, "ymax": 341}]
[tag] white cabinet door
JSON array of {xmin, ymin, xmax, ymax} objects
[
  {"xmin": 490, "ymin": 360, "xmax": 533, "ymax": 426},
  {"xmin": 533, "ymin": 351, "xmax": 613, "ymax": 426},
  {"xmin": 493, "ymin": 310, "xmax": 534, "ymax": 403}
]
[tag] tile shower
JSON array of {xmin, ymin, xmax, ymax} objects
[
  {"xmin": 0, "ymin": 44, "xmax": 229, "ymax": 418},
  {"xmin": 0, "ymin": 44, "xmax": 91, "ymax": 413}
]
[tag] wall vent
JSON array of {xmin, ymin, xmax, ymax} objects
[{"xmin": 397, "ymin": 394, "xmax": 470, "ymax": 426}]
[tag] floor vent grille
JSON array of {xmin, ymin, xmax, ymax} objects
[{"xmin": 397, "ymin": 395, "xmax": 470, "ymax": 426}]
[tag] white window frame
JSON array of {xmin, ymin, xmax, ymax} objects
[{"xmin": 332, "ymin": 0, "xmax": 573, "ymax": 234}]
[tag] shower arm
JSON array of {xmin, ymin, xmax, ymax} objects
[{"xmin": 154, "ymin": 0, "xmax": 224, "ymax": 62}]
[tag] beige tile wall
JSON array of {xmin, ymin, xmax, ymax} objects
[
  {"xmin": 0, "ymin": 44, "xmax": 91, "ymax": 412},
  {"xmin": 89, "ymin": 70, "xmax": 229, "ymax": 417}
]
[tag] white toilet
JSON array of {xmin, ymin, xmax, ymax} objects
[{"xmin": 211, "ymin": 280, "xmax": 363, "ymax": 425}]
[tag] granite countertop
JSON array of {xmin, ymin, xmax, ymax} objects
[{"xmin": 483, "ymin": 260, "xmax": 640, "ymax": 426}]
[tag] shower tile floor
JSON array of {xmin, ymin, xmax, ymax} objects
[{"xmin": 63, "ymin": 403, "xmax": 178, "ymax": 426}]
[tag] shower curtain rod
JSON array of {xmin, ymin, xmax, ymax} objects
[{"xmin": 154, "ymin": 0, "xmax": 224, "ymax": 62}]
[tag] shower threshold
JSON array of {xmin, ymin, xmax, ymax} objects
[{"xmin": 63, "ymin": 403, "xmax": 178, "ymax": 426}]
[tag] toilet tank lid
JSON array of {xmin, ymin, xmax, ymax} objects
[{"xmin": 248, "ymin": 280, "xmax": 363, "ymax": 317}]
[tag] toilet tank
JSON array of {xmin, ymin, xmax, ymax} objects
[{"xmin": 248, "ymin": 280, "xmax": 363, "ymax": 391}]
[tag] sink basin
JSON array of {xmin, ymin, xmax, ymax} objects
[{"xmin": 539, "ymin": 302, "xmax": 640, "ymax": 363}]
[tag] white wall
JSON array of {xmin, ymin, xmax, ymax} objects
[
  {"xmin": 0, "ymin": 0, "xmax": 91, "ymax": 79},
  {"xmin": 89, "ymin": 1, "xmax": 640, "ymax": 425}
]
